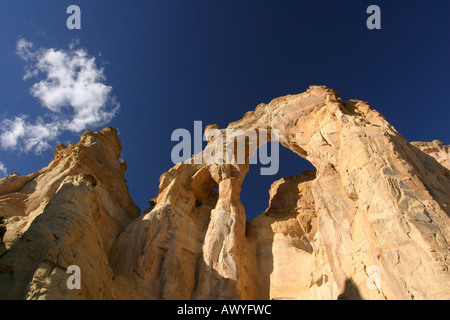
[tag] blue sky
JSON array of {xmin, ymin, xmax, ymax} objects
[{"xmin": 0, "ymin": 1, "xmax": 449, "ymax": 219}]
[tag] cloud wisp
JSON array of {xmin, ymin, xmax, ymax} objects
[
  {"xmin": 0, "ymin": 161, "xmax": 7, "ymax": 177},
  {"xmin": 0, "ymin": 38, "xmax": 119, "ymax": 154}
]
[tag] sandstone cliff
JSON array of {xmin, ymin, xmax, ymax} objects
[
  {"xmin": 0, "ymin": 86, "xmax": 449, "ymax": 300},
  {"xmin": 0, "ymin": 127, "xmax": 140, "ymax": 299}
]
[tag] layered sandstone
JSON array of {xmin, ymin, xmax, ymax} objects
[
  {"xmin": 0, "ymin": 127, "xmax": 140, "ymax": 299},
  {"xmin": 411, "ymin": 140, "xmax": 450, "ymax": 170},
  {"xmin": 0, "ymin": 86, "xmax": 449, "ymax": 300}
]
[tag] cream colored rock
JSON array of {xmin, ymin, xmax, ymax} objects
[
  {"xmin": 1, "ymin": 86, "xmax": 449, "ymax": 300},
  {"xmin": 411, "ymin": 140, "xmax": 450, "ymax": 170},
  {"xmin": 247, "ymin": 170, "xmax": 319, "ymax": 300},
  {"xmin": 0, "ymin": 127, "xmax": 139, "ymax": 299},
  {"xmin": 111, "ymin": 86, "xmax": 449, "ymax": 300}
]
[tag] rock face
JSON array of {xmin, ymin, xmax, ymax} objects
[
  {"xmin": 411, "ymin": 140, "xmax": 450, "ymax": 170},
  {"xmin": 0, "ymin": 127, "xmax": 140, "ymax": 299},
  {"xmin": 0, "ymin": 86, "xmax": 449, "ymax": 300}
]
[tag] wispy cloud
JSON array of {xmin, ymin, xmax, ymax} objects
[
  {"xmin": 0, "ymin": 116, "xmax": 58, "ymax": 153},
  {"xmin": 0, "ymin": 38, "xmax": 119, "ymax": 154},
  {"xmin": 0, "ymin": 161, "xmax": 7, "ymax": 177}
]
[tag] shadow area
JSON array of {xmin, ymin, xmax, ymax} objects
[
  {"xmin": 245, "ymin": 170, "xmax": 317, "ymax": 300},
  {"xmin": 245, "ymin": 219, "xmax": 274, "ymax": 300},
  {"xmin": 337, "ymin": 279, "xmax": 363, "ymax": 300}
]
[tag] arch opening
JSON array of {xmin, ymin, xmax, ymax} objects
[{"xmin": 240, "ymin": 141, "xmax": 315, "ymax": 221}]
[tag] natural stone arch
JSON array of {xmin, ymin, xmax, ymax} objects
[
  {"xmin": 111, "ymin": 86, "xmax": 450, "ymax": 300},
  {"xmin": 1, "ymin": 85, "xmax": 449, "ymax": 300}
]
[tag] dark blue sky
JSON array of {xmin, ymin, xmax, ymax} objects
[{"xmin": 0, "ymin": 1, "xmax": 449, "ymax": 219}]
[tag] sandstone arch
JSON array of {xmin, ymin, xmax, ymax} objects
[
  {"xmin": 0, "ymin": 86, "xmax": 449, "ymax": 300},
  {"xmin": 110, "ymin": 86, "xmax": 450, "ymax": 299}
]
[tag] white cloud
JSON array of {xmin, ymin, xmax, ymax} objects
[
  {"xmin": 0, "ymin": 116, "xmax": 58, "ymax": 153},
  {"xmin": 16, "ymin": 38, "xmax": 35, "ymax": 61},
  {"xmin": 0, "ymin": 38, "xmax": 119, "ymax": 154},
  {"xmin": 0, "ymin": 161, "xmax": 7, "ymax": 177}
]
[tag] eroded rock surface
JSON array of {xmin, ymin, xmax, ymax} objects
[
  {"xmin": 0, "ymin": 86, "xmax": 449, "ymax": 300},
  {"xmin": 0, "ymin": 127, "xmax": 139, "ymax": 299}
]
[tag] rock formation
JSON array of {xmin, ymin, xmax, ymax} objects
[
  {"xmin": 0, "ymin": 86, "xmax": 449, "ymax": 300},
  {"xmin": 0, "ymin": 128, "xmax": 140, "ymax": 299}
]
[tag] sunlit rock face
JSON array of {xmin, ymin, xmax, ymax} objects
[
  {"xmin": 0, "ymin": 127, "xmax": 140, "ymax": 299},
  {"xmin": 1, "ymin": 86, "xmax": 449, "ymax": 300}
]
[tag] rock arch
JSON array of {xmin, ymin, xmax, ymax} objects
[
  {"xmin": 1, "ymin": 86, "xmax": 448, "ymax": 300},
  {"xmin": 110, "ymin": 86, "xmax": 450, "ymax": 299}
]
